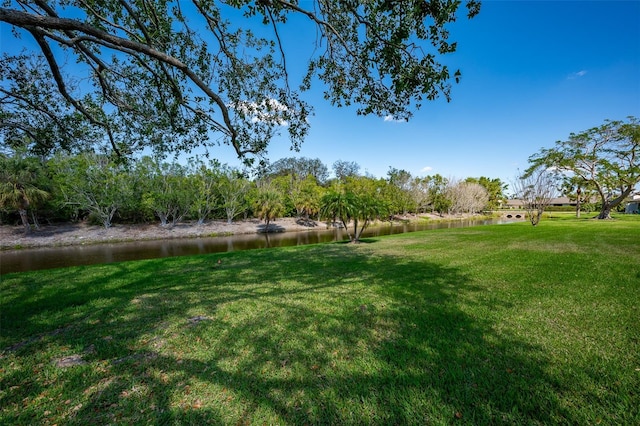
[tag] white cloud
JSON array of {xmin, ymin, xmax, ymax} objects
[
  {"xmin": 384, "ymin": 115, "xmax": 407, "ymax": 123},
  {"xmin": 568, "ymin": 70, "xmax": 587, "ymax": 79},
  {"xmin": 421, "ymin": 166, "xmax": 433, "ymax": 173}
]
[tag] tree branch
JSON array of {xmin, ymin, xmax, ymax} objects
[
  {"xmin": 265, "ymin": 6, "xmax": 290, "ymax": 95},
  {"xmin": 0, "ymin": 87, "xmax": 77, "ymax": 140},
  {"xmin": 27, "ymin": 26, "xmax": 123, "ymax": 156},
  {"xmin": 1, "ymin": 7, "xmax": 241, "ymax": 155}
]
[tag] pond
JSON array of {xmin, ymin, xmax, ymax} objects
[{"xmin": 1, "ymin": 218, "xmax": 516, "ymax": 274}]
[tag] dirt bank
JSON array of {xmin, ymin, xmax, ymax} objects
[
  {"xmin": 0, "ymin": 217, "xmax": 325, "ymax": 250},
  {"xmin": 0, "ymin": 213, "xmax": 484, "ymax": 250}
]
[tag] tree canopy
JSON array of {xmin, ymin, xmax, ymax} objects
[
  {"xmin": 263, "ymin": 157, "xmax": 329, "ymax": 184},
  {"xmin": 527, "ymin": 117, "xmax": 640, "ymax": 219},
  {"xmin": 0, "ymin": 0, "xmax": 480, "ymax": 160}
]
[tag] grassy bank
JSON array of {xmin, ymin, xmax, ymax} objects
[{"xmin": 1, "ymin": 217, "xmax": 639, "ymax": 424}]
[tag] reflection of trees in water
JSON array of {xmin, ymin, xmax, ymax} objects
[{"xmin": 4, "ymin": 219, "xmax": 506, "ymax": 274}]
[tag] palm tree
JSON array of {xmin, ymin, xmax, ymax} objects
[
  {"xmin": 290, "ymin": 175, "xmax": 322, "ymax": 223},
  {"xmin": 0, "ymin": 154, "xmax": 50, "ymax": 233},
  {"xmin": 321, "ymin": 190, "xmax": 386, "ymax": 243},
  {"xmin": 254, "ymin": 186, "xmax": 285, "ymax": 232},
  {"xmin": 320, "ymin": 191, "xmax": 355, "ymax": 232},
  {"xmin": 352, "ymin": 194, "xmax": 387, "ymax": 241}
]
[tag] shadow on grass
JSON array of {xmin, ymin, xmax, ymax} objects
[{"xmin": 0, "ymin": 244, "xmax": 583, "ymax": 424}]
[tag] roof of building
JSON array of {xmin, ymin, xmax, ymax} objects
[{"xmin": 505, "ymin": 197, "xmax": 573, "ymax": 207}]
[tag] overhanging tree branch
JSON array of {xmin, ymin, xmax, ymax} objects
[
  {"xmin": 2, "ymin": 1, "xmax": 479, "ymax": 158},
  {"xmin": 28, "ymin": 26, "xmax": 123, "ymax": 156},
  {"xmin": 1, "ymin": 7, "xmax": 240, "ymax": 153}
]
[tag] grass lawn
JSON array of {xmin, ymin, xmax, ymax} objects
[{"xmin": 1, "ymin": 216, "xmax": 639, "ymax": 424}]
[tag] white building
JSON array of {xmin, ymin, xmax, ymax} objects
[{"xmin": 624, "ymin": 194, "xmax": 640, "ymax": 214}]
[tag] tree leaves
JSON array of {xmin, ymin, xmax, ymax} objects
[{"xmin": 1, "ymin": 0, "xmax": 479, "ymax": 160}]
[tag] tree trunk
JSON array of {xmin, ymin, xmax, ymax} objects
[
  {"xmin": 351, "ymin": 218, "xmax": 359, "ymax": 242},
  {"xmin": 529, "ymin": 213, "xmax": 540, "ymax": 226},
  {"xmin": 354, "ymin": 219, "xmax": 369, "ymax": 242},
  {"xmin": 18, "ymin": 209, "xmax": 31, "ymax": 234},
  {"xmin": 102, "ymin": 207, "xmax": 116, "ymax": 229},
  {"xmin": 597, "ymin": 205, "xmax": 613, "ymax": 219},
  {"xmin": 158, "ymin": 212, "xmax": 169, "ymax": 227},
  {"xmin": 31, "ymin": 210, "xmax": 40, "ymax": 230},
  {"xmin": 340, "ymin": 218, "xmax": 354, "ymax": 242},
  {"xmin": 528, "ymin": 208, "xmax": 543, "ymax": 226},
  {"xmin": 596, "ymin": 186, "xmax": 632, "ymax": 219}
]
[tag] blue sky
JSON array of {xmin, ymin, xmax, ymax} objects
[{"xmin": 217, "ymin": 0, "xmax": 640, "ymax": 186}]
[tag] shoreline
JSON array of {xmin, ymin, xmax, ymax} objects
[{"xmin": 0, "ymin": 213, "xmax": 496, "ymax": 251}]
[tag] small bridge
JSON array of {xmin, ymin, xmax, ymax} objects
[{"xmin": 501, "ymin": 211, "xmax": 525, "ymax": 219}]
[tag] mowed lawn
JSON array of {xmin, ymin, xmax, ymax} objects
[{"xmin": 1, "ymin": 216, "xmax": 639, "ymax": 425}]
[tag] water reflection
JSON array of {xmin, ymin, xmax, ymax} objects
[{"xmin": 1, "ymin": 219, "xmax": 512, "ymax": 274}]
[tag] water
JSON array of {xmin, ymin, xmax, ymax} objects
[{"xmin": 1, "ymin": 218, "xmax": 514, "ymax": 274}]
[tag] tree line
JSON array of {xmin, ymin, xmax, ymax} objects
[
  {"xmin": 3, "ymin": 117, "xmax": 637, "ymax": 234},
  {"xmin": 0, "ymin": 153, "xmax": 506, "ymax": 239}
]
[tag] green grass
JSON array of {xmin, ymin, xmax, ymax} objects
[{"xmin": 1, "ymin": 216, "xmax": 639, "ymax": 425}]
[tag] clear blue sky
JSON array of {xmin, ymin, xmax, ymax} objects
[{"xmin": 214, "ymin": 0, "xmax": 640, "ymax": 186}]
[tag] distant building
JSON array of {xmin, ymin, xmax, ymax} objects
[
  {"xmin": 505, "ymin": 197, "xmax": 577, "ymax": 209},
  {"xmin": 625, "ymin": 194, "xmax": 640, "ymax": 214},
  {"xmin": 507, "ymin": 195, "xmax": 640, "ymax": 212}
]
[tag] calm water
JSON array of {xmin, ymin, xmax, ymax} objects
[{"xmin": 1, "ymin": 218, "xmax": 515, "ymax": 274}]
